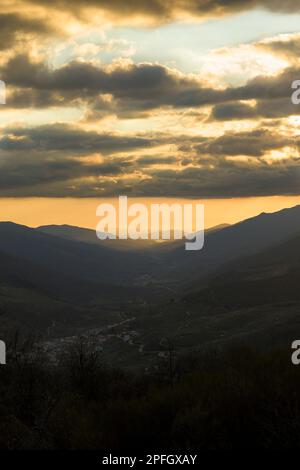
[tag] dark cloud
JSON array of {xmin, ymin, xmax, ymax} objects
[
  {"xmin": 136, "ymin": 155, "xmax": 179, "ymax": 166},
  {"xmin": 208, "ymin": 67, "xmax": 300, "ymax": 121},
  {"xmin": 0, "ymin": 125, "xmax": 137, "ymax": 195},
  {"xmin": 2, "ymin": 54, "xmax": 299, "ymax": 122},
  {"xmin": 257, "ymin": 36, "xmax": 300, "ymax": 59},
  {"xmin": 0, "ymin": 4, "xmax": 298, "ymax": 200},
  {"xmin": 21, "ymin": 0, "xmax": 300, "ymax": 24},
  {"xmin": 228, "ymin": 68, "xmax": 297, "ymax": 102},
  {"xmin": 133, "ymin": 161, "xmax": 300, "ymax": 199},
  {"xmin": 0, "ymin": 13, "xmax": 57, "ymax": 49},
  {"xmin": 5, "ymin": 88, "xmax": 68, "ymax": 109},
  {"xmin": 1, "ymin": 54, "xmax": 221, "ymax": 114},
  {"xmin": 2, "ymin": 124, "xmax": 289, "ymax": 162},
  {"xmin": 197, "ymin": 129, "xmax": 290, "ymax": 157},
  {"xmin": 0, "ymin": 124, "xmax": 152, "ymax": 155},
  {"xmin": 0, "ymin": 152, "xmax": 131, "ymax": 194},
  {"xmin": 1, "ymin": 152, "xmax": 298, "ymax": 198},
  {"xmin": 210, "ymin": 102, "xmax": 258, "ymax": 121},
  {"xmin": 0, "ymin": 122, "xmax": 297, "ymax": 198},
  {"xmin": 211, "ymin": 98, "xmax": 300, "ymax": 121}
]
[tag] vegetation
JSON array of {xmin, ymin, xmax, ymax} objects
[{"xmin": 1, "ymin": 334, "xmax": 300, "ymax": 450}]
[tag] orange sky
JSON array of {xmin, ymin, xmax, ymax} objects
[{"xmin": 1, "ymin": 196, "xmax": 300, "ymax": 230}]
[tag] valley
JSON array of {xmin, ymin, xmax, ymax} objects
[{"xmin": 1, "ymin": 205, "xmax": 300, "ymax": 370}]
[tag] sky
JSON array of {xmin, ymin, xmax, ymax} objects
[{"xmin": 1, "ymin": 0, "xmax": 300, "ymax": 228}]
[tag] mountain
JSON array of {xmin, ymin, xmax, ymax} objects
[
  {"xmin": 2, "ymin": 205, "xmax": 300, "ymax": 358},
  {"xmin": 0, "ymin": 248, "xmax": 95, "ymax": 334},
  {"xmin": 37, "ymin": 224, "xmax": 157, "ymax": 251},
  {"xmin": 120, "ymin": 206, "xmax": 300, "ymax": 366},
  {"xmin": 200, "ymin": 230, "xmax": 300, "ymax": 309},
  {"xmin": 2, "ymin": 205, "xmax": 300, "ymax": 293},
  {"xmin": 166, "ymin": 213, "xmax": 300, "ymax": 339},
  {"xmin": 163, "ymin": 205, "xmax": 300, "ymax": 286},
  {"xmin": 37, "ymin": 223, "xmax": 230, "ymax": 251},
  {"xmin": 0, "ymin": 222, "xmax": 161, "ymax": 286},
  {"xmin": 39, "ymin": 203, "xmax": 300, "ymax": 288},
  {"xmin": 125, "ymin": 229, "xmax": 300, "ymax": 368},
  {"xmin": 0, "ymin": 239, "xmax": 155, "ymax": 338}
]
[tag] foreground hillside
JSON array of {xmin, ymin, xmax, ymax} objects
[{"xmin": 1, "ymin": 342, "xmax": 300, "ymax": 450}]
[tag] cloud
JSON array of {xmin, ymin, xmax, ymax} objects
[
  {"xmin": 0, "ymin": 123, "xmax": 142, "ymax": 195},
  {"xmin": 0, "ymin": 12, "xmax": 58, "ymax": 50},
  {"xmin": 210, "ymin": 98, "xmax": 300, "ymax": 121},
  {"xmin": 1, "ymin": 54, "xmax": 225, "ymax": 115},
  {"xmin": 2, "ymin": 53, "xmax": 299, "ymax": 122},
  {"xmin": 257, "ymin": 34, "xmax": 300, "ymax": 61},
  {"xmin": 2, "ymin": 54, "xmax": 207, "ymax": 96},
  {"xmin": 20, "ymin": 0, "xmax": 300, "ymax": 25},
  {"xmin": 0, "ymin": 123, "xmax": 152, "ymax": 154},
  {"xmin": 1, "ymin": 151, "xmax": 298, "ymax": 198},
  {"xmin": 197, "ymin": 129, "xmax": 290, "ymax": 157},
  {"xmin": 207, "ymin": 66, "xmax": 300, "ymax": 121},
  {"xmin": 0, "ymin": 122, "xmax": 297, "ymax": 198},
  {"xmin": 136, "ymin": 155, "xmax": 179, "ymax": 166},
  {"xmin": 0, "ymin": 5, "xmax": 298, "ymax": 200},
  {"xmin": 0, "ymin": 152, "xmax": 132, "ymax": 194},
  {"xmin": 134, "ymin": 162, "xmax": 300, "ymax": 198}
]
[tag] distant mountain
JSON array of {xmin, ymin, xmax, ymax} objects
[
  {"xmin": 134, "ymin": 225, "xmax": 300, "ymax": 364},
  {"xmin": 2, "ymin": 206, "xmax": 300, "ymax": 291},
  {"xmin": 38, "ymin": 224, "xmax": 110, "ymax": 244},
  {"xmin": 206, "ymin": 223, "xmax": 230, "ymax": 233},
  {"xmin": 165, "ymin": 205, "xmax": 300, "ymax": 285},
  {"xmin": 0, "ymin": 248, "xmax": 109, "ymax": 335},
  {"xmin": 36, "ymin": 224, "xmax": 229, "ymax": 248},
  {"xmin": 204, "ymin": 230, "xmax": 300, "ymax": 309},
  {"xmin": 2, "ymin": 206, "xmax": 300, "ymax": 358},
  {"xmin": 0, "ymin": 222, "xmax": 161, "ymax": 286},
  {"xmin": 38, "ymin": 223, "xmax": 230, "ymax": 252},
  {"xmin": 0, "ymin": 231, "xmax": 155, "ymax": 336},
  {"xmin": 38, "ymin": 224, "xmax": 159, "ymax": 251}
]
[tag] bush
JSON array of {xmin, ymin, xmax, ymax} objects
[{"xmin": 1, "ymin": 338, "xmax": 300, "ymax": 449}]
